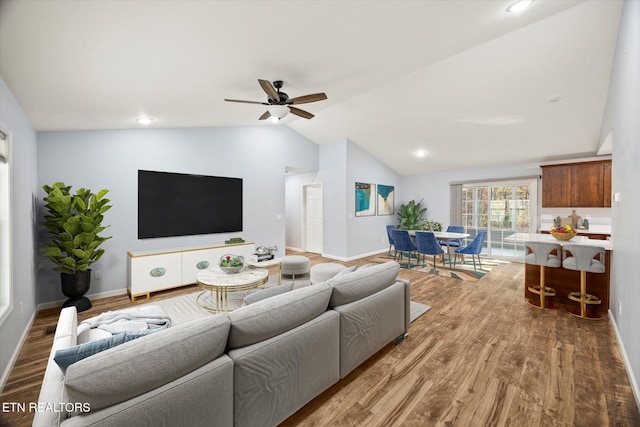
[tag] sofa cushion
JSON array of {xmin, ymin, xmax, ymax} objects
[
  {"xmin": 64, "ymin": 314, "xmax": 230, "ymax": 411},
  {"xmin": 227, "ymin": 282, "xmax": 332, "ymax": 349},
  {"xmin": 242, "ymin": 282, "xmax": 294, "ymax": 306},
  {"xmin": 327, "ymin": 261, "xmax": 400, "ymax": 307},
  {"xmin": 54, "ymin": 330, "xmax": 157, "ymax": 373},
  {"xmin": 333, "ymin": 265, "xmax": 357, "ymax": 277}
]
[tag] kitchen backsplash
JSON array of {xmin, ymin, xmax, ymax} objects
[{"xmin": 539, "ymin": 208, "xmax": 611, "ymax": 234}]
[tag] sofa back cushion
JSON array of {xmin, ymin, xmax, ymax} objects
[
  {"xmin": 64, "ymin": 314, "xmax": 230, "ymax": 411},
  {"xmin": 327, "ymin": 261, "xmax": 400, "ymax": 307},
  {"xmin": 227, "ymin": 283, "xmax": 332, "ymax": 349}
]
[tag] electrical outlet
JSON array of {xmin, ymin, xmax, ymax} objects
[
  {"xmin": 94, "ymin": 270, "xmax": 102, "ymax": 279},
  {"xmin": 618, "ymin": 300, "xmax": 622, "ymax": 316}
]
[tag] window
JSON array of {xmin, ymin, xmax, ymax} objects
[
  {"xmin": 460, "ymin": 178, "xmax": 537, "ymax": 259},
  {"xmin": 0, "ymin": 128, "xmax": 11, "ymax": 324}
]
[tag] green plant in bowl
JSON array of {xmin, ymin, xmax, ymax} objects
[{"xmin": 219, "ymin": 254, "xmax": 244, "ymax": 274}]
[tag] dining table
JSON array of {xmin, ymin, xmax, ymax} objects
[{"xmin": 407, "ymin": 230, "xmax": 470, "ymax": 267}]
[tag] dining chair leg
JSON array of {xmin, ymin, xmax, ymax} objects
[{"xmin": 472, "ymin": 255, "xmax": 477, "ymax": 272}]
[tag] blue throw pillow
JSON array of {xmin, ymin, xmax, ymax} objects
[{"xmin": 54, "ymin": 330, "xmax": 157, "ymax": 373}]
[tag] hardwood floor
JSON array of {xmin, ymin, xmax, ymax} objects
[{"xmin": 1, "ymin": 253, "xmax": 639, "ymax": 426}]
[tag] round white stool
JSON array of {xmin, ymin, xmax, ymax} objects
[
  {"xmin": 310, "ymin": 263, "xmax": 346, "ymax": 284},
  {"xmin": 281, "ymin": 255, "xmax": 310, "ymax": 279}
]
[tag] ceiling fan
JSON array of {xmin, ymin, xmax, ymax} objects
[{"xmin": 224, "ymin": 79, "xmax": 327, "ymax": 121}]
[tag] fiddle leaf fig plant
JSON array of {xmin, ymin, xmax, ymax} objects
[
  {"xmin": 397, "ymin": 199, "xmax": 427, "ymax": 230},
  {"xmin": 42, "ymin": 182, "xmax": 112, "ymax": 274}
]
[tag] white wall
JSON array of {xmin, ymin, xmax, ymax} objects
[
  {"xmin": 37, "ymin": 126, "xmax": 318, "ymax": 305},
  {"xmin": 599, "ymin": 0, "xmax": 640, "ymax": 403},
  {"xmin": 0, "ymin": 77, "xmax": 39, "ymax": 387}
]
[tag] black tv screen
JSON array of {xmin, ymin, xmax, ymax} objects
[{"xmin": 138, "ymin": 170, "xmax": 243, "ymax": 239}]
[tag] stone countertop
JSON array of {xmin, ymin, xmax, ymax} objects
[{"xmin": 505, "ymin": 233, "xmax": 612, "ymax": 251}]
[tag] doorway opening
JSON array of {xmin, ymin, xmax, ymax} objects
[{"xmin": 303, "ymin": 183, "xmax": 323, "ymax": 254}]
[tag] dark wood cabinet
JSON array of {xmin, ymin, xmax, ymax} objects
[
  {"xmin": 603, "ymin": 161, "xmax": 612, "ymax": 207},
  {"xmin": 541, "ymin": 160, "xmax": 611, "ymax": 208}
]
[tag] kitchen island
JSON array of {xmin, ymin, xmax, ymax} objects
[{"xmin": 507, "ymin": 233, "xmax": 612, "ymax": 316}]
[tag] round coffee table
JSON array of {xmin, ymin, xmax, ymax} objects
[
  {"xmin": 245, "ymin": 258, "xmax": 282, "ymax": 285},
  {"xmin": 196, "ymin": 266, "xmax": 268, "ymax": 313}
]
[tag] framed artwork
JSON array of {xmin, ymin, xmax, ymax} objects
[
  {"xmin": 355, "ymin": 182, "xmax": 376, "ymax": 217},
  {"xmin": 377, "ymin": 184, "xmax": 395, "ymax": 215}
]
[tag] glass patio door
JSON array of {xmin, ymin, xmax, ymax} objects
[{"xmin": 461, "ymin": 179, "xmax": 537, "ymax": 259}]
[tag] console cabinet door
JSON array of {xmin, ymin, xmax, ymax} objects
[
  {"xmin": 181, "ymin": 248, "xmax": 223, "ymax": 285},
  {"xmin": 603, "ymin": 161, "xmax": 612, "ymax": 207},
  {"xmin": 129, "ymin": 253, "xmax": 182, "ymax": 294}
]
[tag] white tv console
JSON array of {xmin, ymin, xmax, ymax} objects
[{"xmin": 127, "ymin": 241, "xmax": 255, "ymax": 302}]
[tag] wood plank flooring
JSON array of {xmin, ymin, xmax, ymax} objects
[{"xmin": 1, "ymin": 252, "xmax": 639, "ymax": 426}]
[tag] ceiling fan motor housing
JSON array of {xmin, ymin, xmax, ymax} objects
[{"xmin": 270, "ymin": 80, "xmax": 288, "ymax": 104}]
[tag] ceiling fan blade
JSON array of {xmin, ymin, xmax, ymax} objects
[
  {"xmin": 289, "ymin": 106, "xmax": 314, "ymax": 119},
  {"xmin": 258, "ymin": 79, "xmax": 279, "ymax": 102},
  {"xmin": 224, "ymin": 98, "xmax": 269, "ymax": 105},
  {"xmin": 287, "ymin": 93, "xmax": 327, "ymax": 105},
  {"xmin": 259, "ymin": 111, "xmax": 271, "ymax": 120}
]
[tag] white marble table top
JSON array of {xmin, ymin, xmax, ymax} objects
[{"xmin": 196, "ymin": 265, "xmax": 268, "ymax": 288}]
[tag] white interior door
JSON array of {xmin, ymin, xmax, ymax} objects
[{"xmin": 304, "ymin": 184, "xmax": 323, "ymax": 254}]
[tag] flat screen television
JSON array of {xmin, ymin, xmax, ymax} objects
[{"xmin": 138, "ymin": 170, "xmax": 243, "ymax": 239}]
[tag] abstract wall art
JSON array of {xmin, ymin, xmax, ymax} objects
[
  {"xmin": 355, "ymin": 182, "xmax": 376, "ymax": 217},
  {"xmin": 377, "ymin": 184, "xmax": 395, "ymax": 215}
]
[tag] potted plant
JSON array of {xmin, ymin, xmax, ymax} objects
[
  {"xmin": 41, "ymin": 182, "xmax": 112, "ymax": 311},
  {"xmin": 397, "ymin": 199, "xmax": 427, "ymax": 230}
]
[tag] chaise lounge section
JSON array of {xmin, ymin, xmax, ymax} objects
[{"xmin": 34, "ymin": 261, "xmax": 409, "ymax": 426}]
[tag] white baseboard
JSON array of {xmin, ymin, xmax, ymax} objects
[
  {"xmin": 285, "ymin": 246, "xmax": 304, "ymax": 253},
  {"xmin": 608, "ymin": 309, "xmax": 640, "ymax": 411},
  {"xmin": 37, "ymin": 288, "xmax": 128, "ymax": 311},
  {"xmin": 322, "ymin": 248, "xmax": 389, "ymax": 262},
  {"xmin": 0, "ymin": 309, "xmax": 37, "ymax": 391}
]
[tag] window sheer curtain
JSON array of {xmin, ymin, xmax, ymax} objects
[{"xmin": 450, "ymin": 184, "xmax": 462, "ymax": 226}]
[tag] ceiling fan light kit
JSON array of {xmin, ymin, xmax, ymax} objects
[{"xmin": 225, "ymin": 79, "xmax": 327, "ymax": 121}]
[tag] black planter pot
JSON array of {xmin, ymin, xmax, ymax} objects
[{"xmin": 61, "ymin": 270, "xmax": 92, "ymax": 312}]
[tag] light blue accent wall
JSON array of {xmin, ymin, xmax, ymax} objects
[
  {"xmin": 346, "ymin": 141, "xmax": 401, "ymax": 258},
  {"xmin": 37, "ymin": 126, "xmax": 318, "ymax": 304},
  {"xmin": 600, "ymin": 0, "xmax": 640, "ymax": 399},
  {"xmin": 315, "ymin": 140, "xmax": 348, "ymax": 258},
  {"xmin": 0, "ymin": 77, "xmax": 39, "ymax": 386}
]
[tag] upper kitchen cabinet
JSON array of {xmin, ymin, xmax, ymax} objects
[{"xmin": 541, "ymin": 160, "xmax": 612, "ymax": 208}]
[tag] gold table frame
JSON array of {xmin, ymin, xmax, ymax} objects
[{"xmin": 196, "ymin": 266, "xmax": 269, "ymax": 313}]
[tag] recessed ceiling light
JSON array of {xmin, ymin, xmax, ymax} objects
[
  {"xmin": 415, "ymin": 149, "xmax": 427, "ymax": 158},
  {"xmin": 507, "ymin": 0, "xmax": 533, "ymax": 13},
  {"xmin": 136, "ymin": 117, "xmax": 153, "ymax": 125}
]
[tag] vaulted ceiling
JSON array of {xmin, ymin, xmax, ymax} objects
[{"xmin": 0, "ymin": 0, "xmax": 622, "ymax": 175}]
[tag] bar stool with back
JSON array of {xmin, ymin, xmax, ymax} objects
[
  {"xmin": 525, "ymin": 241, "xmax": 562, "ymax": 309},
  {"xmin": 562, "ymin": 244, "xmax": 605, "ymax": 319}
]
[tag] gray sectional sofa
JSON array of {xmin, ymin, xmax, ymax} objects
[{"xmin": 33, "ymin": 261, "xmax": 410, "ymax": 427}]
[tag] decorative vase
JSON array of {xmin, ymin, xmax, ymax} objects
[
  {"xmin": 60, "ymin": 270, "xmax": 92, "ymax": 312},
  {"xmin": 219, "ymin": 254, "xmax": 244, "ymax": 274}
]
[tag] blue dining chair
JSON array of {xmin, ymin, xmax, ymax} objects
[
  {"xmin": 453, "ymin": 231, "xmax": 487, "ymax": 271},
  {"xmin": 386, "ymin": 225, "xmax": 397, "ymax": 256},
  {"xmin": 391, "ymin": 229, "xmax": 418, "ymax": 269},
  {"xmin": 439, "ymin": 225, "xmax": 465, "ymax": 263},
  {"xmin": 415, "ymin": 231, "xmax": 446, "ymax": 269}
]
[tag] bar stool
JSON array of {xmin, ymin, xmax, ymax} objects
[
  {"xmin": 562, "ymin": 244, "xmax": 605, "ymax": 319},
  {"xmin": 525, "ymin": 241, "xmax": 562, "ymax": 309}
]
